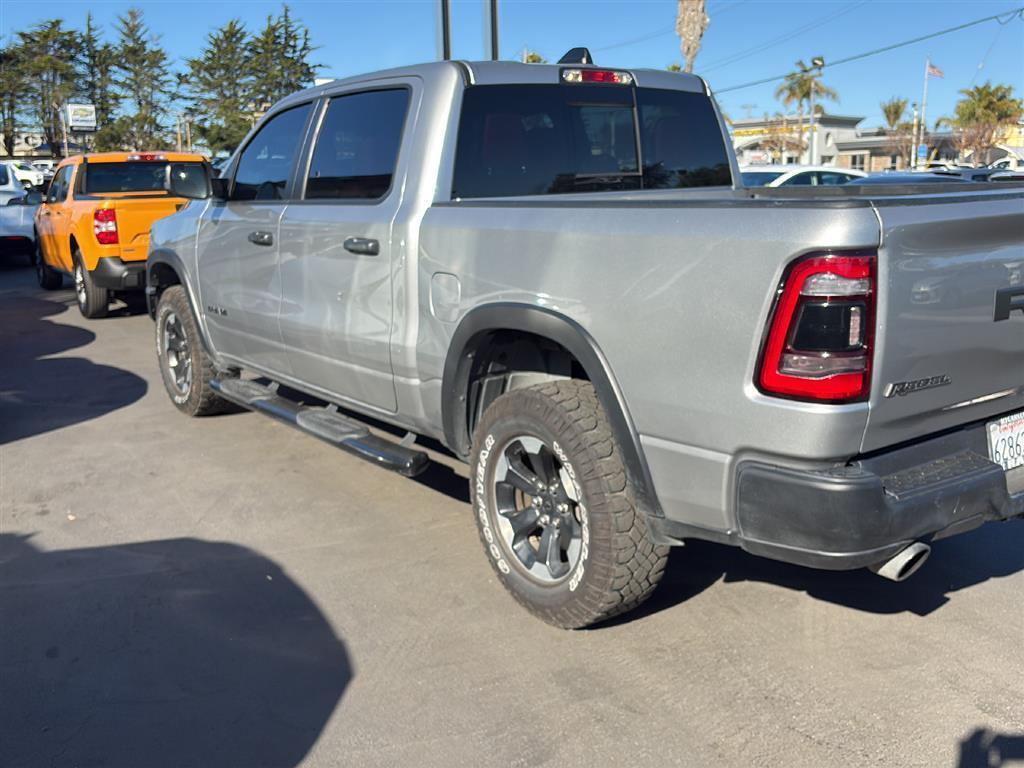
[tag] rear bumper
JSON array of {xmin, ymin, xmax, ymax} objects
[
  {"xmin": 651, "ymin": 419, "xmax": 1024, "ymax": 570},
  {"xmin": 91, "ymin": 257, "xmax": 146, "ymax": 291}
]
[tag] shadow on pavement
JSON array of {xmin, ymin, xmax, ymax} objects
[
  {"xmin": 957, "ymin": 727, "xmax": 1024, "ymax": 767},
  {"xmin": 0, "ymin": 534, "xmax": 350, "ymax": 768},
  {"xmin": 0, "ymin": 294, "xmax": 147, "ymax": 444},
  {"xmin": 614, "ymin": 517, "xmax": 1024, "ymax": 624}
]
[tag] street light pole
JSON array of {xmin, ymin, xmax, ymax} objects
[{"xmin": 807, "ymin": 56, "xmax": 825, "ymax": 165}]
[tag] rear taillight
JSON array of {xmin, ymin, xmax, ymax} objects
[
  {"xmin": 757, "ymin": 251, "xmax": 876, "ymax": 403},
  {"xmin": 93, "ymin": 208, "xmax": 118, "ymax": 245}
]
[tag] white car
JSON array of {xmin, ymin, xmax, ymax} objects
[
  {"xmin": 1, "ymin": 160, "xmax": 45, "ymax": 189},
  {"xmin": 0, "ymin": 162, "xmax": 28, "ymax": 203},
  {"xmin": 31, "ymin": 160, "xmax": 56, "ymax": 181},
  {"xmin": 739, "ymin": 164, "xmax": 867, "ymax": 187}
]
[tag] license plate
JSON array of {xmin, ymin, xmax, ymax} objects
[{"xmin": 987, "ymin": 410, "xmax": 1024, "ymax": 471}]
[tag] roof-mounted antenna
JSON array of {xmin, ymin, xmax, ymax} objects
[{"xmin": 558, "ymin": 47, "xmax": 594, "ymax": 65}]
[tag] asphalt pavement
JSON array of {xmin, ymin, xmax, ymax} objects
[{"xmin": 1, "ymin": 261, "xmax": 1022, "ymax": 768}]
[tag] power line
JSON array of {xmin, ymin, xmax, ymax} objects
[
  {"xmin": 702, "ymin": 1, "xmax": 867, "ymax": 73},
  {"xmin": 594, "ymin": 0, "xmax": 751, "ymax": 54},
  {"xmin": 716, "ymin": 6, "xmax": 1024, "ymax": 94}
]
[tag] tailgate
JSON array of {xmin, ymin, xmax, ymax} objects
[
  {"xmin": 864, "ymin": 190, "xmax": 1024, "ymax": 452},
  {"xmin": 112, "ymin": 197, "xmax": 184, "ymax": 261}
]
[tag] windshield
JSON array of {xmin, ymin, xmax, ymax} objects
[
  {"xmin": 83, "ymin": 162, "xmax": 202, "ymax": 194},
  {"xmin": 740, "ymin": 171, "xmax": 784, "ymax": 186},
  {"xmin": 17, "ymin": 163, "xmax": 35, "ymax": 171}
]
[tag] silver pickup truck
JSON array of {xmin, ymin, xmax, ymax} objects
[{"xmin": 147, "ymin": 53, "xmax": 1024, "ymax": 628}]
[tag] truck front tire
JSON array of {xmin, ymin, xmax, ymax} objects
[
  {"xmin": 155, "ymin": 285, "xmax": 227, "ymax": 417},
  {"xmin": 34, "ymin": 240, "xmax": 62, "ymax": 290},
  {"xmin": 470, "ymin": 380, "xmax": 668, "ymax": 629}
]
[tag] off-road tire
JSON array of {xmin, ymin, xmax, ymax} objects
[
  {"xmin": 34, "ymin": 238, "xmax": 62, "ymax": 290},
  {"xmin": 470, "ymin": 380, "xmax": 669, "ymax": 629},
  {"xmin": 155, "ymin": 285, "xmax": 227, "ymax": 417},
  {"xmin": 73, "ymin": 249, "xmax": 108, "ymax": 318}
]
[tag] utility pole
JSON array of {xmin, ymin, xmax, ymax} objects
[
  {"xmin": 175, "ymin": 114, "xmax": 183, "ymax": 152},
  {"xmin": 910, "ymin": 102, "xmax": 919, "ymax": 169},
  {"xmin": 486, "ymin": 0, "xmax": 499, "ymax": 61},
  {"xmin": 919, "ymin": 58, "xmax": 932, "ymax": 165},
  {"xmin": 185, "ymin": 116, "xmax": 192, "ymax": 152},
  {"xmin": 438, "ymin": 0, "xmax": 452, "ymax": 60}
]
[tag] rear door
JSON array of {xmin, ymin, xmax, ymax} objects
[
  {"xmin": 277, "ymin": 86, "xmax": 412, "ymax": 411},
  {"xmin": 863, "ymin": 190, "xmax": 1024, "ymax": 451},
  {"xmin": 196, "ymin": 102, "xmax": 314, "ymax": 374}
]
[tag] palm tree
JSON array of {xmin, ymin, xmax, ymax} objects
[
  {"xmin": 879, "ymin": 97, "xmax": 913, "ymax": 168},
  {"xmin": 938, "ymin": 82, "xmax": 1023, "ymax": 164},
  {"xmin": 774, "ymin": 61, "xmax": 838, "ymax": 161},
  {"xmin": 880, "ymin": 97, "xmax": 908, "ymax": 131},
  {"xmin": 676, "ymin": 0, "xmax": 709, "ymax": 73}
]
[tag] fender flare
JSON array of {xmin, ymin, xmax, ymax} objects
[
  {"xmin": 442, "ymin": 303, "xmax": 663, "ymax": 518},
  {"xmin": 146, "ymin": 248, "xmax": 218, "ymax": 361}
]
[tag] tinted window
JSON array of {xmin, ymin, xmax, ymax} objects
[
  {"xmin": 233, "ymin": 103, "xmax": 312, "ymax": 201},
  {"xmin": 0, "ymin": 165, "xmax": 8, "ymax": 186},
  {"xmin": 84, "ymin": 162, "xmax": 201, "ymax": 193},
  {"xmin": 636, "ymin": 88, "xmax": 731, "ymax": 189},
  {"xmin": 168, "ymin": 162, "xmax": 210, "ymax": 198},
  {"xmin": 452, "ymin": 85, "xmax": 730, "ymax": 198},
  {"xmin": 305, "ymin": 89, "xmax": 409, "ymax": 200},
  {"xmin": 818, "ymin": 171, "xmax": 852, "ymax": 186}
]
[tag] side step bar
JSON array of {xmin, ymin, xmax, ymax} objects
[{"xmin": 211, "ymin": 378, "xmax": 430, "ymax": 477}]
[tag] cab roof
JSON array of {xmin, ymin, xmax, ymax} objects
[
  {"xmin": 276, "ymin": 59, "xmax": 709, "ymax": 111},
  {"xmin": 57, "ymin": 151, "xmax": 207, "ymax": 169}
]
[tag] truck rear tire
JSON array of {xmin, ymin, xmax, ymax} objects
[
  {"xmin": 35, "ymin": 240, "xmax": 62, "ymax": 290},
  {"xmin": 73, "ymin": 250, "xmax": 108, "ymax": 319},
  {"xmin": 470, "ymin": 380, "xmax": 668, "ymax": 629},
  {"xmin": 155, "ymin": 285, "xmax": 227, "ymax": 417}
]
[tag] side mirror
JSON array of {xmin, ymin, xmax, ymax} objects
[
  {"xmin": 210, "ymin": 176, "xmax": 230, "ymax": 201},
  {"xmin": 24, "ymin": 191, "xmax": 42, "ymax": 206},
  {"xmin": 165, "ymin": 163, "xmax": 211, "ymax": 200}
]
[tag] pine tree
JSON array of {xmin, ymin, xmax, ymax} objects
[
  {"xmin": 249, "ymin": 5, "xmax": 319, "ymax": 114},
  {"xmin": 184, "ymin": 19, "xmax": 253, "ymax": 154},
  {"xmin": 78, "ymin": 12, "xmax": 120, "ymax": 144},
  {"xmin": 108, "ymin": 8, "xmax": 174, "ymax": 150},
  {"xmin": 0, "ymin": 45, "xmax": 30, "ymax": 156},
  {"xmin": 16, "ymin": 20, "xmax": 80, "ymax": 154}
]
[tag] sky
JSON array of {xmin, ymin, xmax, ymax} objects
[{"xmin": 1, "ymin": 0, "xmax": 1022, "ymax": 131}]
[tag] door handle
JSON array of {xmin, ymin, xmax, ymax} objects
[
  {"xmin": 343, "ymin": 237, "xmax": 379, "ymax": 256},
  {"xmin": 248, "ymin": 230, "xmax": 274, "ymax": 246}
]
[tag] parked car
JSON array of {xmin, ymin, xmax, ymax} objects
[
  {"xmin": 845, "ymin": 172, "xmax": 971, "ymax": 185},
  {"xmin": 147, "ymin": 54, "xmax": 1024, "ymax": 628},
  {"xmin": 1, "ymin": 160, "xmax": 45, "ymax": 189},
  {"xmin": 0, "ymin": 162, "xmax": 28, "ymax": 204},
  {"xmin": 32, "ymin": 160, "xmax": 57, "ymax": 182},
  {"xmin": 1, "ymin": 191, "xmax": 42, "ymax": 261},
  {"xmin": 990, "ymin": 170, "xmax": 1024, "ymax": 183},
  {"xmin": 739, "ymin": 164, "xmax": 866, "ymax": 187},
  {"xmin": 34, "ymin": 151, "xmax": 211, "ymax": 318},
  {"xmin": 988, "ymin": 156, "xmax": 1021, "ymax": 171}
]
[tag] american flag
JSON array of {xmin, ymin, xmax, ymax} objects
[{"xmin": 927, "ymin": 62, "xmax": 944, "ymax": 78}]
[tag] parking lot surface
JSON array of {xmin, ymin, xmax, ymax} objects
[{"xmin": 1, "ymin": 262, "xmax": 1022, "ymax": 768}]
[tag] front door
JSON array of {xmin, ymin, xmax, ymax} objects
[
  {"xmin": 37, "ymin": 165, "xmax": 72, "ymax": 269},
  {"xmin": 278, "ymin": 87, "xmax": 412, "ymax": 412},
  {"xmin": 196, "ymin": 102, "xmax": 314, "ymax": 375}
]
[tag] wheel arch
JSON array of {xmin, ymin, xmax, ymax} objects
[
  {"xmin": 146, "ymin": 248, "xmax": 219, "ymax": 363},
  {"xmin": 442, "ymin": 303, "xmax": 663, "ymax": 519}
]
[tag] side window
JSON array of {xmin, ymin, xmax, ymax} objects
[
  {"xmin": 818, "ymin": 172, "xmax": 848, "ymax": 186},
  {"xmin": 0, "ymin": 164, "xmax": 9, "ymax": 186},
  {"xmin": 305, "ymin": 89, "xmax": 410, "ymax": 200},
  {"xmin": 783, "ymin": 172, "xmax": 815, "ymax": 186},
  {"xmin": 232, "ymin": 103, "xmax": 312, "ymax": 201},
  {"xmin": 47, "ymin": 167, "xmax": 71, "ymax": 203}
]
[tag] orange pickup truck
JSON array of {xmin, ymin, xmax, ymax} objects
[{"xmin": 34, "ymin": 151, "xmax": 210, "ymax": 318}]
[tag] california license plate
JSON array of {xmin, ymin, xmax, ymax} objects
[{"xmin": 987, "ymin": 410, "xmax": 1024, "ymax": 472}]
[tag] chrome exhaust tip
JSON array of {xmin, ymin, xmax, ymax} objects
[{"xmin": 868, "ymin": 542, "xmax": 931, "ymax": 582}]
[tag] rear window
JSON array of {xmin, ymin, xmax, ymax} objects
[
  {"xmin": 452, "ymin": 85, "xmax": 731, "ymax": 199},
  {"xmin": 83, "ymin": 162, "xmax": 202, "ymax": 194}
]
